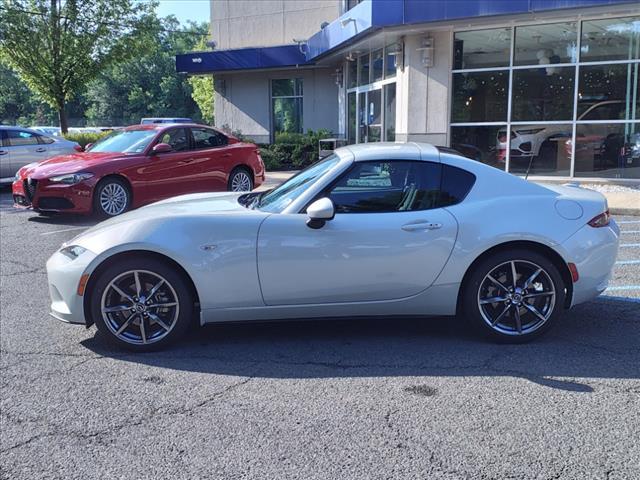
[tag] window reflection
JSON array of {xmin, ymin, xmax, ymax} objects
[
  {"xmin": 512, "ymin": 67, "xmax": 575, "ymax": 121},
  {"xmin": 372, "ymin": 49, "xmax": 384, "ymax": 82},
  {"xmin": 451, "ymin": 71, "xmax": 508, "ymax": 122},
  {"xmin": 451, "ymin": 126, "xmax": 503, "ymax": 169},
  {"xmin": 514, "ymin": 23, "xmax": 578, "ymax": 66},
  {"xmin": 574, "ymin": 123, "xmax": 640, "ymax": 179},
  {"xmin": 358, "ymin": 54, "xmax": 370, "ymax": 86},
  {"xmin": 504, "ymin": 125, "xmax": 572, "ymax": 176},
  {"xmin": 578, "ymin": 64, "xmax": 640, "ymax": 120},
  {"xmin": 581, "ymin": 16, "xmax": 640, "ymax": 62},
  {"xmin": 454, "ymin": 28, "xmax": 511, "ymax": 69}
]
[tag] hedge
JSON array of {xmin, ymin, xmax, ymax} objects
[
  {"xmin": 63, "ymin": 131, "xmax": 110, "ymax": 148},
  {"xmin": 259, "ymin": 129, "xmax": 332, "ymax": 171}
]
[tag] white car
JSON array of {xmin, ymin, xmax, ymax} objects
[
  {"xmin": 0, "ymin": 126, "xmax": 80, "ymax": 184},
  {"xmin": 46, "ymin": 143, "xmax": 620, "ymax": 351}
]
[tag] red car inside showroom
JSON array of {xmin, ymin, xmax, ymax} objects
[{"xmin": 12, "ymin": 124, "xmax": 265, "ymax": 216}]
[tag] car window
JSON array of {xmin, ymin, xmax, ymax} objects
[
  {"xmin": 439, "ymin": 164, "xmax": 476, "ymax": 207},
  {"xmin": 326, "ymin": 161, "xmax": 442, "ymax": 213},
  {"xmin": 38, "ymin": 135, "xmax": 55, "ymax": 145},
  {"xmin": 6, "ymin": 130, "xmax": 39, "ymax": 147},
  {"xmin": 159, "ymin": 128, "xmax": 189, "ymax": 152},
  {"xmin": 89, "ymin": 129, "xmax": 157, "ymax": 153},
  {"xmin": 191, "ymin": 127, "xmax": 227, "ymax": 149},
  {"xmin": 0, "ymin": 130, "xmax": 6, "ymax": 147}
]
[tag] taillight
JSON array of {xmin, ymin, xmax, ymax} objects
[{"xmin": 588, "ymin": 209, "xmax": 610, "ymax": 228}]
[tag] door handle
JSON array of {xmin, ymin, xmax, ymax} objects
[
  {"xmin": 401, "ymin": 221, "xmax": 442, "ymax": 232},
  {"xmin": 179, "ymin": 158, "xmax": 196, "ymax": 164},
  {"xmin": 0, "ymin": 150, "xmax": 7, "ymax": 156},
  {"xmin": 35, "ymin": 148, "xmax": 46, "ymax": 153}
]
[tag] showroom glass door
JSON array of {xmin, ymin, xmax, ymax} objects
[{"xmin": 357, "ymin": 90, "xmax": 382, "ymax": 143}]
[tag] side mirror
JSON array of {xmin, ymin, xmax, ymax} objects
[
  {"xmin": 306, "ymin": 197, "xmax": 335, "ymax": 229},
  {"xmin": 151, "ymin": 143, "xmax": 172, "ymax": 154}
]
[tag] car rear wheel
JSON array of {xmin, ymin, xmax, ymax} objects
[
  {"xmin": 462, "ymin": 249, "xmax": 566, "ymax": 343},
  {"xmin": 228, "ymin": 167, "xmax": 253, "ymax": 192},
  {"xmin": 90, "ymin": 257, "xmax": 194, "ymax": 351},
  {"xmin": 93, "ymin": 177, "xmax": 131, "ymax": 217}
]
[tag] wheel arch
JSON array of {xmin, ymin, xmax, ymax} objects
[
  {"xmin": 92, "ymin": 173, "xmax": 134, "ymax": 211},
  {"xmin": 230, "ymin": 164, "xmax": 255, "ymax": 183},
  {"xmin": 456, "ymin": 240, "xmax": 574, "ymax": 314},
  {"xmin": 82, "ymin": 250, "xmax": 201, "ymax": 327}
]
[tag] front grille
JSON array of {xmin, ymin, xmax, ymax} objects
[
  {"xmin": 24, "ymin": 178, "xmax": 38, "ymax": 202},
  {"xmin": 38, "ymin": 197, "xmax": 74, "ymax": 210}
]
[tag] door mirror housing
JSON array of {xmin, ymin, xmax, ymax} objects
[
  {"xmin": 306, "ymin": 197, "xmax": 335, "ymax": 229},
  {"xmin": 151, "ymin": 143, "xmax": 172, "ymax": 154}
]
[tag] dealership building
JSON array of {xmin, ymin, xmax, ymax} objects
[{"xmin": 177, "ymin": 0, "xmax": 640, "ymax": 181}]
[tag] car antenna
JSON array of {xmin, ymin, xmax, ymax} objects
[{"xmin": 524, "ymin": 154, "xmax": 535, "ymax": 181}]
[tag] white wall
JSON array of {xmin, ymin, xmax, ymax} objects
[
  {"xmin": 395, "ymin": 31, "xmax": 452, "ymax": 146},
  {"xmin": 214, "ymin": 68, "xmax": 339, "ymax": 143},
  {"xmin": 211, "ymin": 1, "xmax": 340, "ymax": 49}
]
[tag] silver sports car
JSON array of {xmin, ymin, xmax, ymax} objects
[{"xmin": 46, "ymin": 143, "xmax": 620, "ymax": 351}]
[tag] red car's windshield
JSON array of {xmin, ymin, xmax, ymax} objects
[{"xmin": 88, "ymin": 130, "xmax": 158, "ymax": 153}]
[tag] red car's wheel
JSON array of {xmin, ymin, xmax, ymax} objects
[
  {"xmin": 228, "ymin": 167, "xmax": 253, "ymax": 192},
  {"xmin": 93, "ymin": 177, "xmax": 131, "ymax": 217}
]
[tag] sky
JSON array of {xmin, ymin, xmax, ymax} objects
[{"xmin": 155, "ymin": 0, "xmax": 210, "ymax": 25}]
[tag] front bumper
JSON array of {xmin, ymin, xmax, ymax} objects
[
  {"xmin": 46, "ymin": 248, "xmax": 98, "ymax": 324},
  {"xmin": 560, "ymin": 220, "xmax": 620, "ymax": 307},
  {"xmin": 12, "ymin": 177, "xmax": 95, "ymax": 214}
]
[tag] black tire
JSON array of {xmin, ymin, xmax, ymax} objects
[
  {"xmin": 93, "ymin": 177, "xmax": 131, "ymax": 217},
  {"xmin": 227, "ymin": 167, "xmax": 254, "ymax": 192},
  {"xmin": 89, "ymin": 257, "xmax": 195, "ymax": 351},
  {"xmin": 461, "ymin": 249, "xmax": 566, "ymax": 343}
]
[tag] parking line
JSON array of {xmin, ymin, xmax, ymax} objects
[
  {"xmin": 616, "ymin": 260, "xmax": 640, "ymax": 265},
  {"xmin": 40, "ymin": 226, "xmax": 88, "ymax": 236},
  {"xmin": 605, "ymin": 285, "xmax": 640, "ymax": 291},
  {"xmin": 617, "ymin": 220, "xmax": 640, "ymax": 224},
  {"xmin": 621, "ymin": 230, "xmax": 640, "ymax": 234},
  {"xmin": 620, "ymin": 243, "xmax": 640, "ymax": 248}
]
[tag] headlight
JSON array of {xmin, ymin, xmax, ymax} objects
[
  {"xmin": 60, "ymin": 245, "xmax": 87, "ymax": 259},
  {"xmin": 49, "ymin": 172, "xmax": 94, "ymax": 184},
  {"xmin": 515, "ymin": 128, "xmax": 546, "ymax": 136}
]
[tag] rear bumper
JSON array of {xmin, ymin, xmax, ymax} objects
[
  {"xmin": 560, "ymin": 220, "xmax": 620, "ymax": 307},
  {"xmin": 46, "ymin": 249, "xmax": 97, "ymax": 325},
  {"xmin": 12, "ymin": 178, "xmax": 94, "ymax": 214}
]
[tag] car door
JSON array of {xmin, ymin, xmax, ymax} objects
[
  {"xmin": 257, "ymin": 160, "xmax": 458, "ymax": 306},
  {"xmin": 0, "ymin": 130, "xmax": 11, "ymax": 180},
  {"xmin": 144, "ymin": 127, "xmax": 202, "ymax": 201},
  {"xmin": 189, "ymin": 127, "xmax": 229, "ymax": 191},
  {"xmin": 5, "ymin": 129, "xmax": 47, "ymax": 175}
]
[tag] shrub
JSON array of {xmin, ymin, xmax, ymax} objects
[{"xmin": 63, "ymin": 131, "xmax": 110, "ymax": 148}]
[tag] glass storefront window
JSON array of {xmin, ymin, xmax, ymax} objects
[
  {"xmin": 578, "ymin": 64, "xmax": 640, "ymax": 120},
  {"xmin": 451, "ymin": 125, "xmax": 504, "ymax": 169},
  {"xmin": 347, "ymin": 92, "xmax": 356, "ymax": 144},
  {"xmin": 511, "ymin": 67, "xmax": 575, "ymax": 121},
  {"xmin": 384, "ymin": 83, "xmax": 396, "ymax": 141},
  {"xmin": 506, "ymin": 124, "xmax": 572, "ymax": 176},
  {"xmin": 385, "ymin": 43, "xmax": 400, "ymax": 78},
  {"xmin": 358, "ymin": 54, "xmax": 370, "ymax": 86},
  {"xmin": 347, "ymin": 60, "xmax": 357, "ymax": 89},
  {"xmin": 271, "ymin": 79, "xmax": 303, "ymax": 97},
  {"xmin": 372, "ymin": 49, "xmax": 384, "ymax": 82},
  {"xmin": 514, "ymin": 22, "xmax": 578, "ymax": 66},
  {"xmin": 453, "ymin": 28, "xmax": 511, "ymax": 69},
  {"xmin": 574, "ymin": 123, "xmax": 640, "ymax": 179},
  {"xmin": 271, "ymin": 79, "xmax": 303, "ymax": 136},
  {"xmin": 581, "ymin": 16, "xmax": 640, "ymax": 62},
  {"xmin": 451, "ymin": 71, "xmax": 508, "ymax": 122}
]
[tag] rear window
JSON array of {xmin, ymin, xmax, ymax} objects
[{"xmin": 439, "ymin": 165, "xmax": 476, "ymax": 207}]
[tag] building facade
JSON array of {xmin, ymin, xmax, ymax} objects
[{"xmin": 177, "ymin": 0, "xmax": 640, "ymax": 181}]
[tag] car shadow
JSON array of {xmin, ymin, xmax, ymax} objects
[
  {"xmin": 27, "ymin": 213, "xmax": 99, "ymax": 227},
  {"xmin": 80, "ymin": 296, "xmax": 640, "ymax": 392}
]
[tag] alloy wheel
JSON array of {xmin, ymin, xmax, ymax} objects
[
  {"xmin": 99, "ymin": 182, "xmax": 128, "ymax": 216},
  {"xmin": 100, "ymin": 270, "xmax": 180, "ymax": 345},
  {"xmin": 477, "ymin": 260, "xmax": 556, "ymax": 336},
  {"xmin": 231, "ymin": 171, "xmax": 252, "ymax": 192}
]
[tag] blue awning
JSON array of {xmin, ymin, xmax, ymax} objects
[{"xmin": 176, "ymin": 45, "xmax": 309, "ymax": 74}]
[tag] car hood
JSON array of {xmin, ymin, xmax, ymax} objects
[
  {"xmin": 69, "ymin": 192, "xmax": 266, "ymax": 250},
  {"xmin": 24, "ymin": 152, "xmax": 133, "ymax": 178}
]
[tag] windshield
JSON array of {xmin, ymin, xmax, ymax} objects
[
  {"xmin": 88, "ymin": 129, "xmax": 158, "ymax": 153},
  {"xmin": 257, "ymin": 154, "xmax": 341, "ymax": 213}
]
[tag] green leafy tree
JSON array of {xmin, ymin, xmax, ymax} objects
[
  {"xmin": 0, "ymin": 0, "xmax": 155, "ymax": 132},
  {"xmin": 188, "ymin": 39, "xmax": 214, "ymax": 124}
]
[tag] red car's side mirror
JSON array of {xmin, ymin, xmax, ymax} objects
[{"xmin": 151, "ymin": 143, "xmax": 172, "ymax": 154}]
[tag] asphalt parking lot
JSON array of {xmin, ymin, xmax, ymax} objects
[{"xmin": 1, "ymin": 185, "xmax": 639, "ymax": 480}]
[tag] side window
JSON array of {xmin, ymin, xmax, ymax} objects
[
  {"xmin": 159, "ymin": 128, "xmax": 189, "ymax": 152},
  {"xmin": 326, "ymin": 161, "xmax": 442, "ymax": 213},
  {"xmin": 439, "ymin": 164, "xmax": 476, "ymax": 207},
  {"xmin": 0, "ymin": 130, "xmax": 6, "ymax": 147},
  {"xmin": 38, "ymin": 135, "xmax": 55, "ymax": 145},
  {"xmin": 191, "ymin": 128, "xmax": 228, "ymax": 150},
  {"xmin": 6, "ymin": 130, "xmax": 39, "ymax": 147}
]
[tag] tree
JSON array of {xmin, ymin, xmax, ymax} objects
[
  {"xmin": 0, "ymin": 0, "xmax": 155, "ymax": 132},
  {"xmin": 188, "ymin": 39, "xmax": 215, "ymax": 124}
]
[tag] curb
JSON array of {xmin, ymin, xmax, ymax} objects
[{"xmin": 610, "ymin": 207, "xmax": 640, "ymax": 216}]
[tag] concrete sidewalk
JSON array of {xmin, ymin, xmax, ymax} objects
[{"xmin": 262, "ymin": 171, "xmax": 639, "ymax": 216}]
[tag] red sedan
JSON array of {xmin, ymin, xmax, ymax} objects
[{"xmin": 12, "ymin": 124, "xmax": 265, "ymax": 216}]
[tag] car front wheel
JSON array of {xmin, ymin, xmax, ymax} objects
[
  {"xmin": 462, "ymin": 249, "xmax": 566, "ymax": 343},
  {"xmin": 89, "ymin": 257, "xmax": 194, "ymax": 351},
  {"xmin": 93, "ymin": 177, "xmax": 131, "ymax": 217},
  {"xmin": 228, "ymin": 167, "xmax": 253, "ymax": 192}
]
